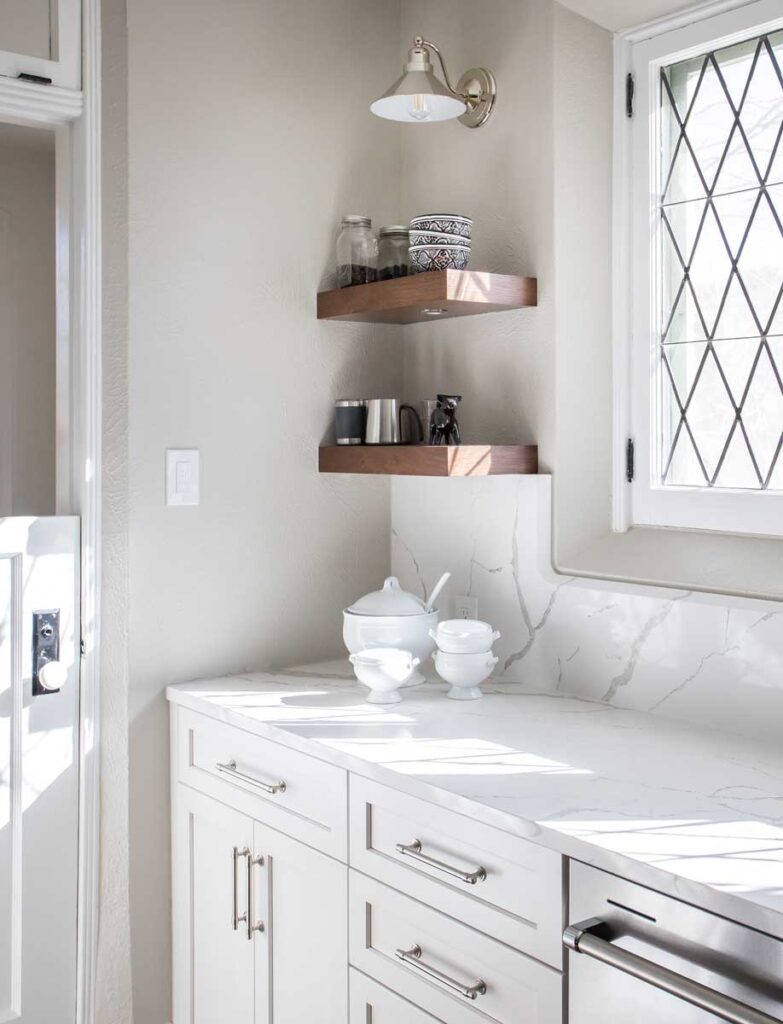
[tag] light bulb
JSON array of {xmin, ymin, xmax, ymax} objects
[{"xmin": 408, "ymin": 94, "xmax": 432, "ymax": 121}]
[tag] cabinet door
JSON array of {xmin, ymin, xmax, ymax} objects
[
  {"xmin": 252, "ymin": 822, "xmax": 348, "ymax": 1024},
  {"xmin": 0, "ymin": 0, "xmax": 80, "ymax": 89},
  {"xmin": 172, "ymin": 785, "xmax": 255, "ymax": 1024}
]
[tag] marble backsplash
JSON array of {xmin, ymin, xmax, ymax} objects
[{"xmin": 391, "ymin": 476, "xmax": 783, "ymax": 743}]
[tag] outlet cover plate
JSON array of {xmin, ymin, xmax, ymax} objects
[{"xmin": 453, "ymin": 595, "xmax": 478, "ymax": 620}]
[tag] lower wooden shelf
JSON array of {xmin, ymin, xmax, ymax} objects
[{"xmin": 319, "ymin": 444, "xmax": 538, "ymax": 477}]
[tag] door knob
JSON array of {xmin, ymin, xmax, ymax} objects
[{"xmin": 38, "ymin": 660, "xmax": 67, "ymax": 692}]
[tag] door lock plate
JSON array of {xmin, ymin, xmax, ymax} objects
[{"xmin": 32, "ymin": 609, "xmax": 60, "ymax": 695}]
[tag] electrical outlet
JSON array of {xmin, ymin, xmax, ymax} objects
[{"xmin": 453, "ymin": 595, "xmax": 478, "ymax": 620}]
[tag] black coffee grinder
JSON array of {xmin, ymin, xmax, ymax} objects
[{"xmin": 429, "ymin": 394, "xmax": 462, "ymax": 446}]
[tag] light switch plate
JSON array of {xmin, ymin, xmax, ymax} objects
[{"xmin": 166, "ymin": 449, "xmax": 200, "ymax": 506}]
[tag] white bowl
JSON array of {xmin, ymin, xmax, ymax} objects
[
  {"xmin": 349, "ymin": 648, "xmax": 420, "ymax": 704},
  {"xmin": 434, "ymin": 649, "xmax": 498, "ymax": 700},
  {"xmin": 431, "ymin": 619, "xmax": 500, "ymax": 655},
  {"xmin": 343, "ymin": 610, "xmax": 437, "ymax": 685}
]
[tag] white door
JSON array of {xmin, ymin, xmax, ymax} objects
[
  {"xmin": 252, "ymin": 821, "xmax": 348, "ymax": 1024},
  {"xmin": 172, "ymin": 785, "xmax": 256, "ymax": 1024},
  {"xmin": 0, "ymin": 0, "xmax": 81, "ymax": 90},
  {"xmin": 0, "ymin": 515, "xmax": 80, "ymax": 1023}
]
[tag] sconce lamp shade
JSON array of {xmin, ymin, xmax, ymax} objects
[
  {"xmin": 371, "ymin": 39, "xmax": 468, "ymax": 123},
  {"xmin": 371, "ymin": 68, "xmax": 467, "ymax": 123}
]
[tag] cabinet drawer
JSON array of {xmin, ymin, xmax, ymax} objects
[
  {"xmin": 349, "ymin": 872, "xmax": 563, "ymax": 1024},
  {"xmin": 350, "ymin": 775, "xmax": 563, "ymax": 967},
  {"xmin": 175, "ymin": 707, "xmax": 347, "ymax": 859},
  {"xmin": 351, "ymin": 969, "xmax": 461, "ymax": 1024}
]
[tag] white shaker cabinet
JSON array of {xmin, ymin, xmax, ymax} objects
[
  {"xmin": 172, "ymin": 785, "xmax": 348, "ymax": 1024},
  {"xmin": 252, "ymin": 821, "xmax": 348, "ymax": 1024},
  {"xmin": 171, "ymin": 708, "xmax": 349, "ymax": 1024},
  {"xmin": 0, "ymin": 0, "xmax": 81, "ymax": 89},
  {"xmin": 173, "ymin": 787, "xmax": 256, "ymax": 1024}
]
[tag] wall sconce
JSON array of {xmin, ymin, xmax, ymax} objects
[{"xmin": 371, "ymin": 36, "xmax": 496, "ymax": 129}]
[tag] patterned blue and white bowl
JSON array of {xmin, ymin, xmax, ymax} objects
[
  {"xmin": 409, "ymin": 244, "xmax": 471, "ymax": 273},
  {"xmin": 410, "ymin": 214, "xmax": 472, "ymax": 239},
  {"xmin": 409, "ymin": 230, "xmax": 472, "ymax": 249}
]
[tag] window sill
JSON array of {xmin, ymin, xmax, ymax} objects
[{"xmin": 554, "ymin": 525, "xmax": 783, "ymax": 602}]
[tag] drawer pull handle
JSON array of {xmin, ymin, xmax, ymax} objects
[
  {"xmin": 395, "ymin": 944, "xmax": 487, "ymax": 1001},
  {"xmin": 395, "ymin": 839, "xmax": 487, "ymax": 885},
  {"xmin": 216, "ymin": 759, "xmax": 287, "ymax": 795},
  {"xmin": 232, "ymin": 847, "xmax": 250, "ymax": 931}
]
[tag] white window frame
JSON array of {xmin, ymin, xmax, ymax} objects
[
  {"xmin": 0, "ymin": 0, "xmax": 81, "ymax": 91},
  {"xmin": 613, "ymin": 0, "xmax": 783, "ymax": 538}
]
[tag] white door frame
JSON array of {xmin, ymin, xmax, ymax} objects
[{"xmin": 0, "ymin": 2, "xmax": 101, "ymax": 1022}]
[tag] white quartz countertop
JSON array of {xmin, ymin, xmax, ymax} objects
[{"xmin": 167, "ymin": 665, "xmax": 783, "ymax": 940}]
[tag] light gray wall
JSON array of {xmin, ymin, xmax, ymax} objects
[
  {"xmin": 125, "ymin": 0, "xmax": 403, "ymax": 1018},
  {"xmin": 0, "ymin": 124, "xmax": 56, "ymax": 518},
  {"xmin": 399, "ymin": 0, "xmax": 555, "ymax": 463}
]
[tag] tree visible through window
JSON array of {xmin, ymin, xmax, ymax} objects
[{"xmin": 659, "ymin": 30, "xmax": 783, "ymax": 490}]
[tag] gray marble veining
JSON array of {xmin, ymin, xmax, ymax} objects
[{"xmin": 391, "ymin": 476, "xmax": 783, "ymax": 743}]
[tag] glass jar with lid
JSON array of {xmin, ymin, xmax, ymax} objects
[
  {"xmin": 378, "ymin": 226, "xmax": 410, "ymax": 280},
  {"xmin": 336, "ymin": 215, "xmax": 378, "ymax": 288}
]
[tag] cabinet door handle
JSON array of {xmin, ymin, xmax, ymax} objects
[
  {"xmin": 232, "ymin": 847, "xmax": 250, "ymax": 930},
  {"xmin": 395, "ymin": 944, "xmax": 487, "ymax": 1001},
  {"xmin": 246, "ymin": 854, "xmax": 265, "ymax": 941},
  {"xmin": 216, "ymin": 759, "xmax": 286, "ymax": 795},
  {"xmin": 395, "ymin": 839, "xmax": 487, "ymax": 885}
]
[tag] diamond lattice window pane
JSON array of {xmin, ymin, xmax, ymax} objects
[
  {"xmin": 714, "ymin": 429, "xmax": 761, "ymax": 488},
  {"xmin": 664, "ymin": 346, "xmax": 736, "ymax": 482},
  {"xmin": 658, "ymin": 29, "xmax": 783, "ymax": 493},
  {"xmin": 736, "ymin": 186, "xmax": 783, "ymax": 332},
  {"xmin": 741, "ymin": 343, "xmax": 783, "ymax": 480}
]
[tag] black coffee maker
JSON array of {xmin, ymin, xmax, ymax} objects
[{"xmin": 429, "ymin": 395, "xmax": 462, "ymax": 446}]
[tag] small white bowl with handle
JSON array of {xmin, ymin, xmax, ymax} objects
[
  {"xmin": 434, "ymin": 649, "xmax": 498, "ymax": 700},
  {"xmin": 430, "ymin": 619, "xmax": 501, "ymax": 655},
  {"xmin": 349, "ymin": 648, "xmax": 421, "ymax": 704}
]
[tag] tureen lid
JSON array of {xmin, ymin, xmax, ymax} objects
[
  {"xmin": 347, "ymin": 576, "xmax": 427, "ymax": 616},
  {"xmin": 436, "ymin": 619, "xmax": 493, "ymax": 638}
]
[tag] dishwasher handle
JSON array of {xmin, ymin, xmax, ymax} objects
[{"xmin": 564, "ymin": 918, "xmax": 782, "ymax": 1024}]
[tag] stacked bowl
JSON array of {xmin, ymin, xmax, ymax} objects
[
  {"xmin": 409, "ymin": 214, "xmax": 472, "ymax": 273},
  {"xmin": 430, "ymin": 619, "xmax": 500, "ymax": 700}
]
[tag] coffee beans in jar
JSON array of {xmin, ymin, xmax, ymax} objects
[
  {"xmin": 336, "ymin": 216, "xmax": 378, "ymax": 288},
  {"xmin": 378, "ymin": 225, "xmax": 410, "ymax": 281}
]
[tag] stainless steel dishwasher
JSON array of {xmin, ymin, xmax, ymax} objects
[{"xmin": 565, "ymin": 862, "xmax": 783, "ymax": 1024}]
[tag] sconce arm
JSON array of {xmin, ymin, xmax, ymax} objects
[{"xmin": 416, "ymin": 37, "xmax": 460, "ymax": 98}]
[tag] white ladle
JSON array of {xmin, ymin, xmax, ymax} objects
[{"xmin": 425, "ymin": 572, "xmax": 451, "ymax": 613}]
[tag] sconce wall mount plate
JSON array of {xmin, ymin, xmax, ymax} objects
[{"xmin": 456, "ymin": 67, "xmax": 497, "ymax": 129}]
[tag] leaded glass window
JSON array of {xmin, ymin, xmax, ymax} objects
[{"xmin": 659, "ymin": 29, "xmax": 783, "ymax": 491}]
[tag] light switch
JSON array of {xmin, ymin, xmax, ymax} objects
[{"xmin": 166, "ymin": 449, "xmax": 200, "ymax": 506}]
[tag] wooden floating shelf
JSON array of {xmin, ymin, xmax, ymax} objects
[
  {"xmin": 319, "ymin": 444, "xmax": 539, "ymax": 477},
  {"xmin": 317, "ymin": 270, "xmax": 537, "ymax": 324}
]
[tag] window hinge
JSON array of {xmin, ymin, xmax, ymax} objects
[
  {"xmin": 626, "ymin": 438, "xmax": 635, "ymax": 483},
  {"xmin": 80, "ymin": 637, "xmax": 86, "ymax": 656},
  {"xmin": 626, "ymin": 72, "xmax": 634, "ymax": 118}
]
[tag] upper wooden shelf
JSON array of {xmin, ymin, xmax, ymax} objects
[
  {"xmin": 317, "ymin": 270, "xmax": 537, "ymax": 324},
  {"xmin": 319, "ymin": 444, "xmax": 539, "ymax": 477}
]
